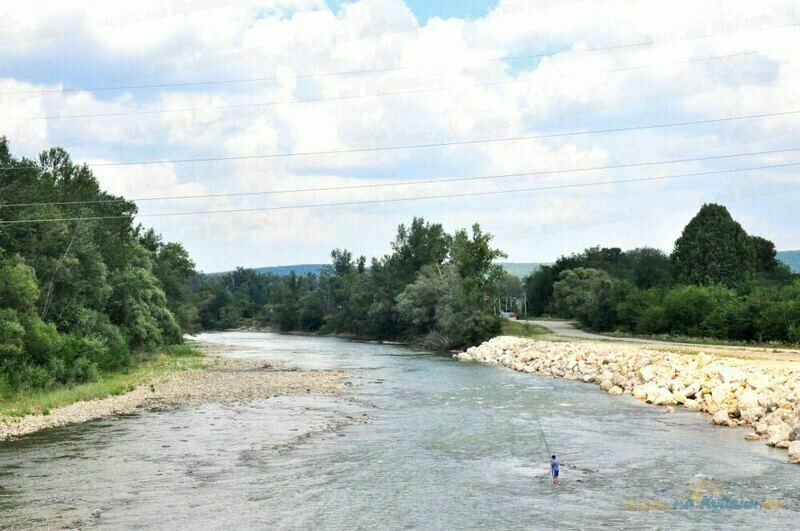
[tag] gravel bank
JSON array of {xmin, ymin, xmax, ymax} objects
[
  {"xmin": 455, "ymin": 336, "xmax": 800, "ymax": 464},
  {"xmin": 0, "ymin": 343, "xmax": 347, "ymax": 441}
]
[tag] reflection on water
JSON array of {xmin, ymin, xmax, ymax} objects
[{"xmin": 0, "ymin": 332, "xmax": 797, "ymax": 530}]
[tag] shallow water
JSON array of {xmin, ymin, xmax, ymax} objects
[{"xmin": 1, "ymin": 332, "xmax": 797, "ymax": 530}]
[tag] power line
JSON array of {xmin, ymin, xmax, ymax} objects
[
  {"xmin": 2, "ymin": 145, "xmax": 799, "ymax": 208},
  {"xmin": 2, "ymin": 107, "xmax": 797, "ymax": 171},
  {"xmin": 2, "ymin": 160, "xmax": 798, "ymax": 225},
  {"xmin": 2, "ymin": 19, "xmax": 796, "ymax": 97},
  {"xmin": 0, "ymin": 51, "xmax": 759, "ymax": 123}
]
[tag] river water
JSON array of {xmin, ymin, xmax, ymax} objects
[{"xmin": 1, "ymin": 332, "xmax": 798, "ymax": 530}]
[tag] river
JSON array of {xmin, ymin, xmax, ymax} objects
[{"xmin": 1, "ymin": 332, "xmax": 797, "ymax": 529}]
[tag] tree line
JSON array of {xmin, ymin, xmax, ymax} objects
[
  {"xmin": 191, "ymin": 217, "xmax": 506, "ymax": 350},
  {"xmin": 524, "ymin": 203, "xmax": 800, "ymax": 343},
  {"xmin": 0, "ymin": 139, "xmax": 196, "ymax": 392}
]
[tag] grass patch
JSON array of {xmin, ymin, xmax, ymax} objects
[
  {"xmin": 162, "ymin": 344, "xmax": 204, "ymax": 357},
  {"xmin": 0, "ymin": 345, "xmax": 205, "ymax": 418},
  {"xmin": 500, "ymin": 319, "xmax": 552, "ymax": 338}
]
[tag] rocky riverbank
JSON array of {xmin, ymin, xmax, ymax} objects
[
  {"xmin": 0, "ymin": 344, "xmax": 347, "ymax": 441},
  {"xmin": 455, "ymin": 336, "xmax": 800, "ymax": 464}
]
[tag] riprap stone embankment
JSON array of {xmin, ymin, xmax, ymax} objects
[{"xmin": 455, "ymin": 336, "xmax": 800, "ymax": 464}]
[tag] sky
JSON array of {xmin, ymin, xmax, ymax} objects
[{"xmin": 1, "ymin": 0, "xmax": 799, "ymax": 272}]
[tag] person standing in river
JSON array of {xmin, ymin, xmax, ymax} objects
[{"xmin": 551, "ymin": 455, "xmax": 560, "ymax": 484}]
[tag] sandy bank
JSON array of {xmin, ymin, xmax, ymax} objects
[
  {"xmin": 0, "ymin": 343, "xmax": 347, "ymax": 441},
  {"xmin": 455, "ymin": 336, "xmax": 800, "ymax": 464}
]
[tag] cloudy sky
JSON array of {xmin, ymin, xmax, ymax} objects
[{"xmin": 2, "ymin": 0, "xmax": 799, "ymax": 272}]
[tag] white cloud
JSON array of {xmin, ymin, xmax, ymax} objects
[{"xmin": 2, "ymin": 0, "xmax": 799, "ymax": 270}]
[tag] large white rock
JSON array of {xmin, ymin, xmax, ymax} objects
[
  {"xmin": 789, "ymin": 441, "xmax": 800, "ymax": 464},
  {"xmin": 696, "ymin": 352, "xmax": 715, "ymax": 368},
  {"xmin": 711, "ymin": 384, "xmax": 733, "ymax": 405},
  {"xmin": 608, "ymin": 385, "xmax": 623, "ymax": 396},
  {"xmin": 639, "ymin": 365, "xmax": 658, "ymax": 383},
  {"xmin": 651, "ymin": 388, "xmax": 674, "ymax": 406},
  {"xmin": 712, "ymin": 410, "xmax": 730, "ymax": 425},
  {"xmin": 612, "ymin": 374, "xmax": 628, "ymax": 388},
  {"xmin": 738, "ymin": 389, "xmax": 760, "ymax": 410},
  {"xmin": 680, "ymin": 382, "xmax": 702, "ymax": 399},
  {"xmin": 789, "ymin": 422, "xmax": 800, "ymax": 442},
  {"xmin": 747, "ymin": 372, "xmax": 771, "ymax": 390},
  {"xmin": 740, "ymin": 408, "xmax": 765, "ymax": 424},
  {"xmin": 718, "ymin": 366, "xmax": 747, "ymax": 384},
  {"xmin": 767, "ymin": 423, "xmax": 791, "ymax": 446},
  {"xmin": 633, "ymin": 383, "xmax": 659, "ymax": 400}
]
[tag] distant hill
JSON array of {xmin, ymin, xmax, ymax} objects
[
  {"xmin": 498, "ymin": 262, "xmax": 546, "ymax": 278},
  {"xmin": 215, "ymin": 262, "xmax": 548, "ymax": 278},
  {"xmin": 497, "ymin": 253, "xmax": 800, "ymax": 278},
  {"xmin": 216, "ymin": 253, "xmax": 797, "ymax": 278},
  {"xmin": 211, "ymin": 264, "xmax": 327, "ymax": 276},
  {"xmin": 777, "ymin": 250, "xmax": 800, "ymax": 273},
  {"xmin": 251, "ymin": 264, "xmax": 326, "ymax": 276}
]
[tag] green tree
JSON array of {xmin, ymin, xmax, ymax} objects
[
  {"xmin": 396, "ymin": 264, "xmax": 500, "ymax": 349},
  {"xmin": 552, "ymin": 268, "xmax": 621, "ymax": 330},
  {"xmin": 750, "ymin": 235, "xmax": 779, "ymax": 273},
  {"xmin": 524, "ymin": 265, "xmax": 558, "ymax": 315},
  {"xmin": 670, "ymin": 204, "xmax": 756, "ymax": 286},
  {"xmin": 388, "ymin": 217, "xmax": 451, "ymax": 287},
  {"xmin": 106, "ymin": 255, "xmax": 181, "ymax": 350},
  {"xmin": 624, "ymin": 247, "xmax": 672, "ymax": 288},
  {"xmin": 449, "ymin": 223, "xmax": 506, "ymax": 292}
]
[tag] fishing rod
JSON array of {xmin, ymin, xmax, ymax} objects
[{"xmin": 535, "ymin": 415, "xmax": 552, "ymax": 457}]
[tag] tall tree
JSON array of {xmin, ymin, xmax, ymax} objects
[
  {"xmin": 670, "ymin": 204, "xmax": 756, "ymax": 286},
  {"xmin": 750, "ymin": 235, "xmax": 779, "ymax": 273},
  {"xmin": 449, "ymin": 223, "xmax": 506, "ymax": 292}
]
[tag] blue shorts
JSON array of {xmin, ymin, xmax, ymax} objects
[{"xmin": 553, "ymin": 470, "xmax": 559, "ymax": 478}]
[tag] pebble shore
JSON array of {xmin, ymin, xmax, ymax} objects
[
  {"xmin": 455, "ymin": 336, "xmax": 800, "ymax": 464},
  {"xmin": 0, "ymin": 345, "xmax": 346, "ymax": 441}
]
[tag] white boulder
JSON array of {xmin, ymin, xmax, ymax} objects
[
  {"xmin": 712, "ymin": 410, "xmax": 730, "ymax": 426},
  {"xmin": 767, "ymin": 423, "xmax": 791, "ymax": 447},
  {"xmin": 789, "ymin": 441, "xmax": 800, "ymax": 464}
]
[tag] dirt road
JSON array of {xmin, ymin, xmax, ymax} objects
[{"xmin": 518, "ymin": 319, "xmax": 800, "ymax": 361}]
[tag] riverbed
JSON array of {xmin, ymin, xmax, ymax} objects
[{"xmin": 1, "ymin": 332, "xmax": 798, "ymax": 529}]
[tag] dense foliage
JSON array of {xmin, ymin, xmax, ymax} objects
[
  {"xmin": 524, "ymin": 203, "xmax": 799, "ymax": 343},
  {"xmin": 0, "ymin": 139, "xmax": 196, "ymax": 392},
  {"xmin": 191, "ymin": 219, "xmax": 505, "ymax": 350}
]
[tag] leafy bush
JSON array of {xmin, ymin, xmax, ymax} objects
[
  {"xmin": 552, "ymin": 268, "xmax": 622, "ymax": 331},
  {"xmin": 635, "ymin": 305, "xmax": 670, "ymax": 335},
  {"xmin": 788, "ymin": 324, "xmax": 800, "ymax": 344},
  {"xmin": 662, "ymin": 285, "xmax": 715, "ymax": 336}
]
